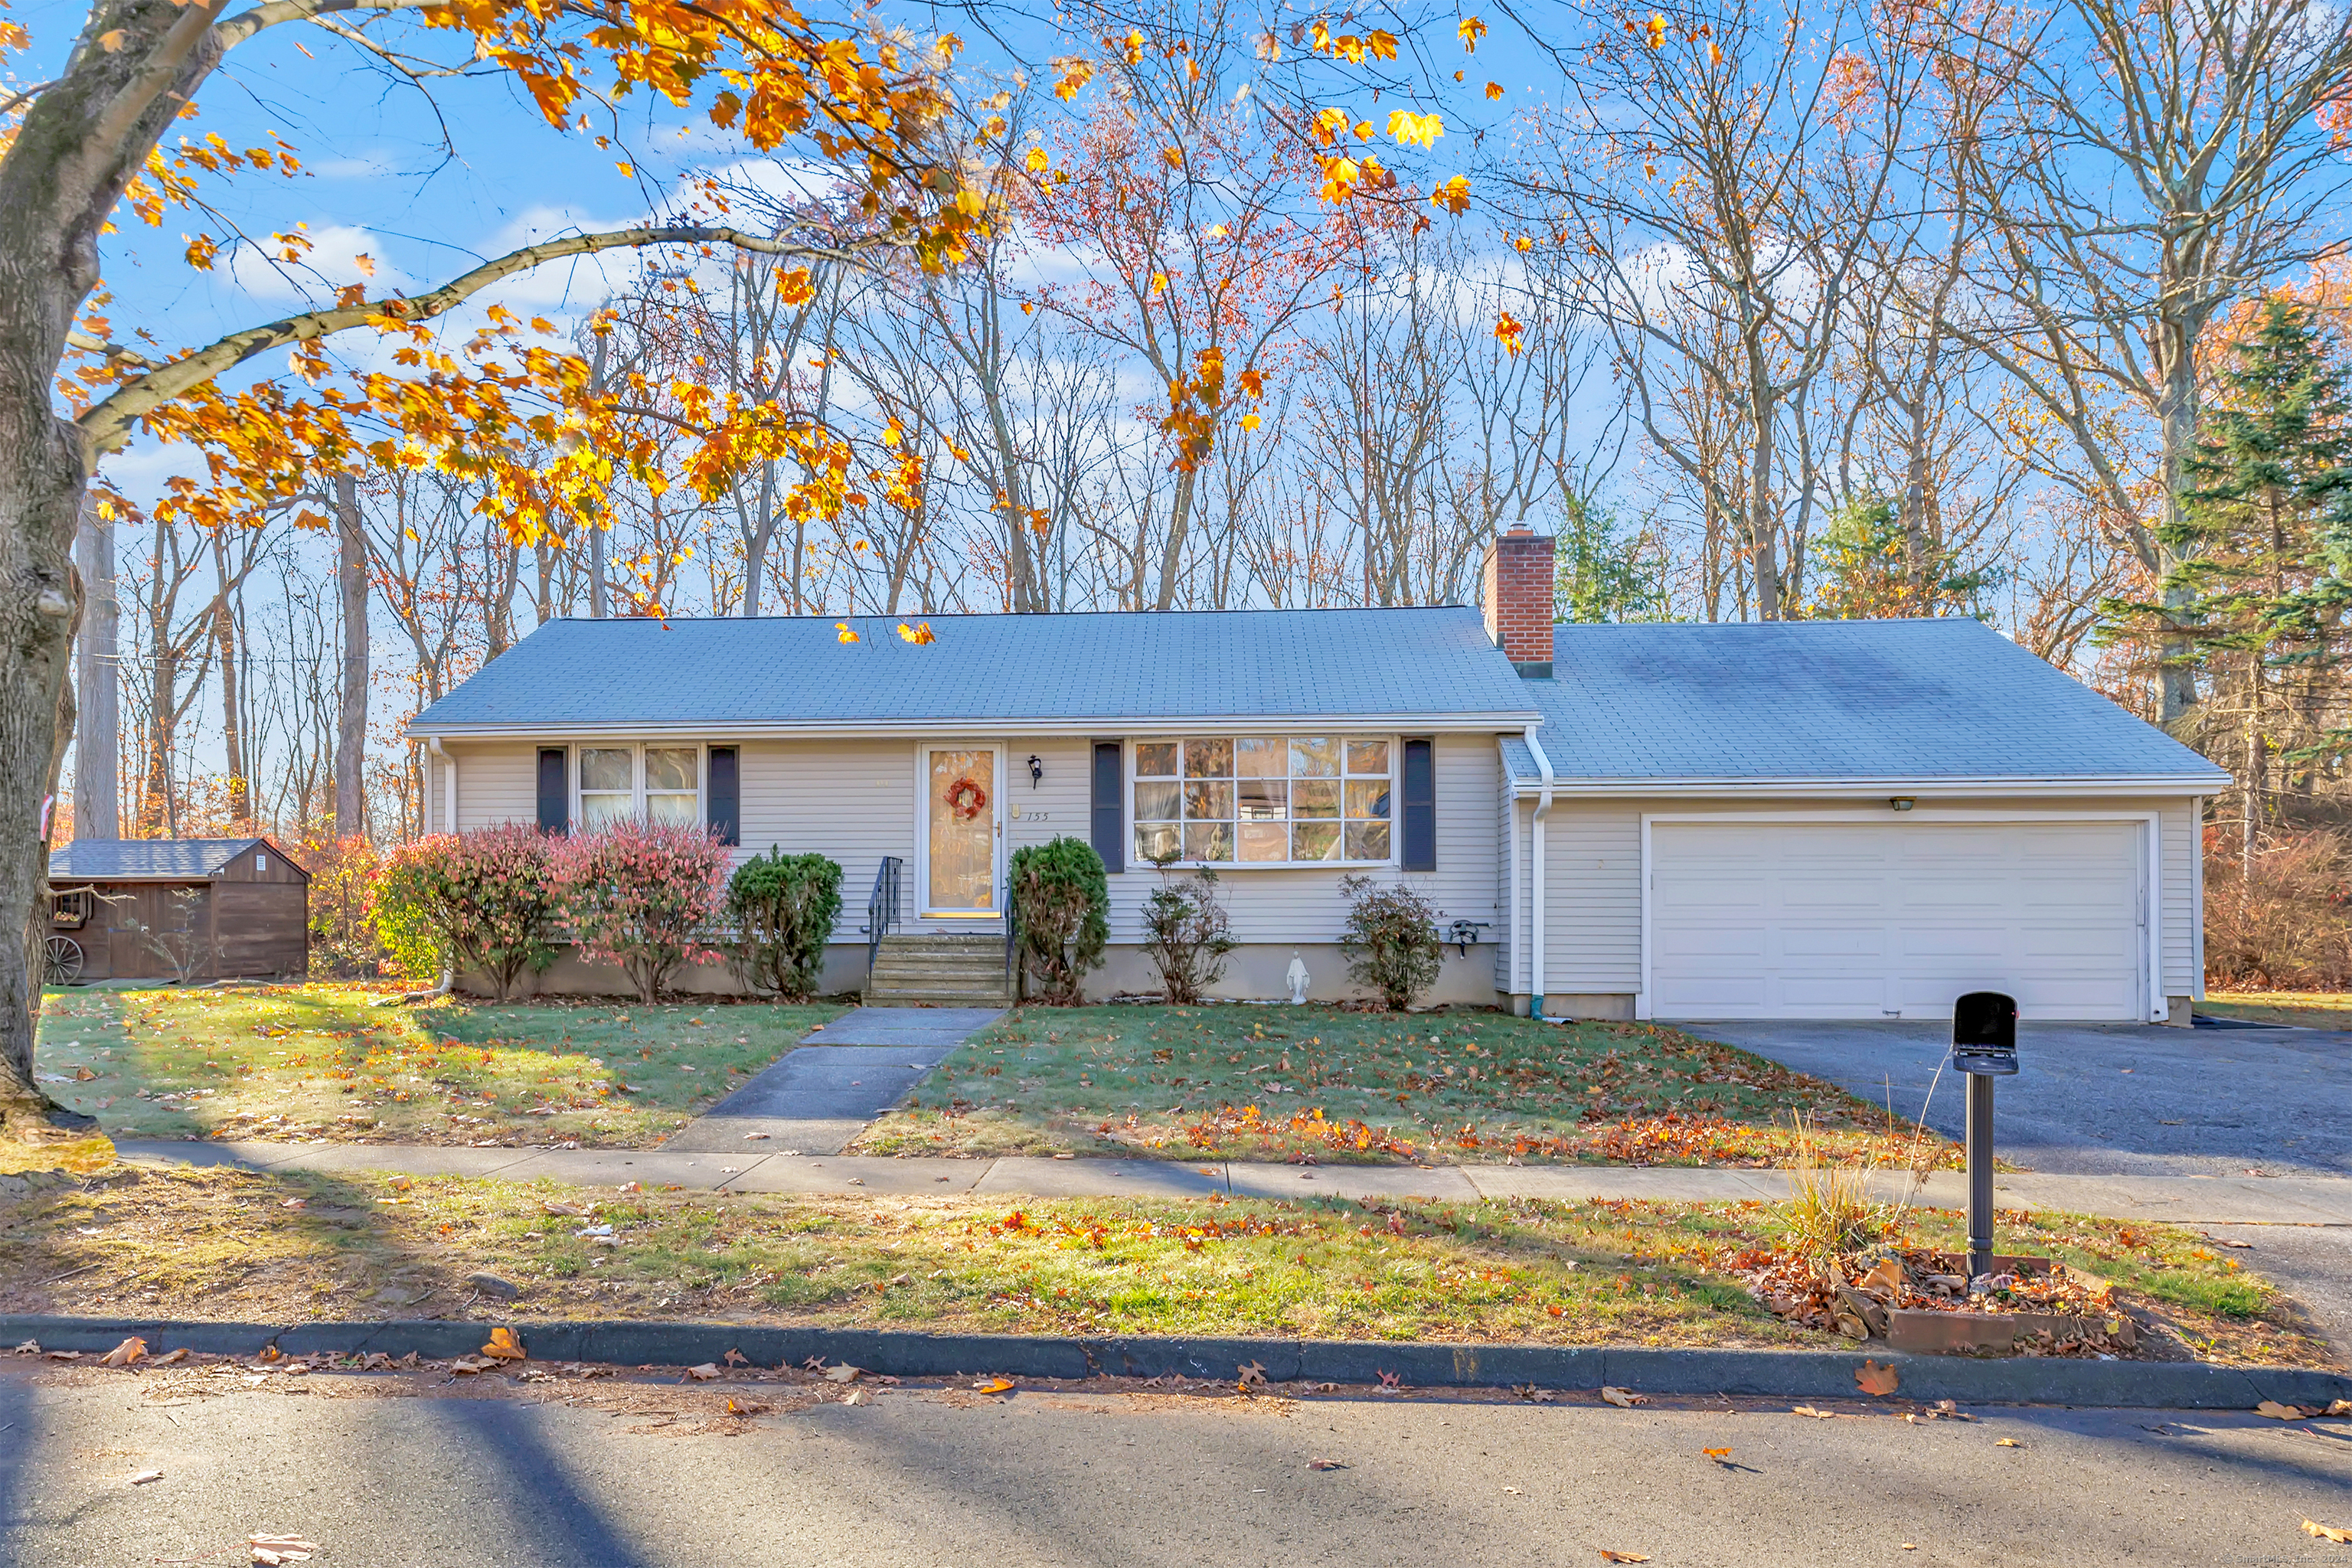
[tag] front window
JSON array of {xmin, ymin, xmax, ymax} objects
[
  {"xmin": 579, "ymin": 745, "xmax": 702, "ymax": 829},
  {"xmin": 1135, "ymin": 737, "xmax": 1391, "ymax": 865}
]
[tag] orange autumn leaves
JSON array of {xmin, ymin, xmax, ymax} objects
[{"xmin": 417, "ymin": 0, "xmax": 973, "ymax": 263}]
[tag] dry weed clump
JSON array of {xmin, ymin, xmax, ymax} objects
[{"xmin": 2204, "ymin": 828, "xmax": 2352, "ymax": 991}]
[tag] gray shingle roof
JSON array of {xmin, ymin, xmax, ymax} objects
[
  {"xmin": 409, "ymin": 608, "xmax": 1544, "ymax": 733},
  {"xmin": 48, "ymin": 838, "xmax": 298, "ymax": 882},
  {"xmin": 1509, "ymin": 619, "xmax": 2228, "ymax": 785}
]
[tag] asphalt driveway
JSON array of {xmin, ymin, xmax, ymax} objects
[{"xmin": 1682, "ymin": 1019, "xmax": 2350, "ymax": 1179}]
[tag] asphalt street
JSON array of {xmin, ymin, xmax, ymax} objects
[{"xmin": 2, "ymin": 1364, "xmax": 2348, "ymax": 1566}]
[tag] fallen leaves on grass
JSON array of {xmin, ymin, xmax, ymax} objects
[
  {"xmin": 1600, "ymin": 1386, "xmax": 1645, "ymax": 1409},
  {"xmin": 1856, "ymin": 1361, "xmax": 1900, "ymax": 1396},
  {"xmin": 2305, "ymin": 1519, "xmax": 2352, "ymax": 1544}
]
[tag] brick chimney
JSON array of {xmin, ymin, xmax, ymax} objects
[{"xmin": 1481, "ymin": 527, "xmax": 1556, "ymax": 676}]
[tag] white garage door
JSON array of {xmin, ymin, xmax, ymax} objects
[{"xmin": 1647, "ymin": 819, "xmax": 2147, "ymax": 1021}]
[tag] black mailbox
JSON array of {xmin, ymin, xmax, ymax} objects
[{"xmin": 1952, "ymin": 990, "xmax": 2017, "ymax": 1076}]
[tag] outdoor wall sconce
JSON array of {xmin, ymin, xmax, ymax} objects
[
  {"xmin": 1027, "ymin": 755, "xmax": 1044, "ymax": 789},
  {"xmin": 1890, "ymin": 797, "xmax": 1916, "ymax": 812}
]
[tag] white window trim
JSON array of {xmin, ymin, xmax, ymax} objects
[
  {"xmin": 1127, "ymin": 734, "xmax": 1400, "ymax": 871},
  {"xmin": 572, "ymin": 742, "xmax": 706, "ymax": 829}
]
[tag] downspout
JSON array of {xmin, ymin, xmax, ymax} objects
[
  {"xmin": 1524, "ymin": 724, "xmax": 1555, "ymax": 1021},
  {"xmin": 428, "ymin": 737, "xmax": 456, "ymax": 836}
]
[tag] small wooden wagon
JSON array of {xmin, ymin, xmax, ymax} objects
[{"xmin": 44, "ymin": 838, "xmax": 310, "ymax": 985}]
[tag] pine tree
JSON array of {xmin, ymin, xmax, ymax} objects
[
  {"xmin": 2161, "ymin": 297, "xmax": 2352, "ymax": 869},
  {"xmin": 1553, "ymin": 494, "xmax": 1671, "ymax": 623}
]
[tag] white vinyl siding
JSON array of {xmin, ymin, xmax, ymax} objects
[
  {"xmin": 2158, "ymin": 796, "xmax": 2196, "ymax": 997},
  {"xmin": 738, "ymin": 739, "xmax": 920, "ymax": 934},
  {"xmin": 1518, "ymin": 792, "xmax": 2207, "ymax": 1016}
]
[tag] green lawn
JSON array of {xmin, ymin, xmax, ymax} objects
[
  {"xmin": 2197, "ymin": 991, "xmax": 2352, "ymax": 1030},
  {"xmin": 851, "ymin": 1004, "xmax": 1958, "ymax": 1168},
  {"xmin": 32, "ymin": 985, "xmax": 844, "ymax": 1148},
  {"xmin": 0, "ymin": 1161, "xmax": 2314, "ymax": 1364}
]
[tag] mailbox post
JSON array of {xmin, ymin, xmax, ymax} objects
[{"xmin": 1950, "ymin": 991, "xmax": 2018, "ymax": 1285}]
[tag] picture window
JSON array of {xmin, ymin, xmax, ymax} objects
[{"xmin": 1133, "ymin": 737, "xmax": 1393, "ymax": 865}]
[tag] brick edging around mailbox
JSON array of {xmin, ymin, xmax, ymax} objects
[{"xmin": 5, "ymin": 1315, "xmax": 2346, "ymax": 1411}]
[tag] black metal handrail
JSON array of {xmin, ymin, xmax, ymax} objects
[
  {"xmin": 862, "ymin": 855, "xmax": 902, "ymax": 980},
  {"xmin": 1004, "ymin": 900, "xmax": 1021, "ymax": 1005}
]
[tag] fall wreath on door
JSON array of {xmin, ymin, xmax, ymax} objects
[{"xmin": 945, "ymin": 775, "xmax": 988, "ymax": 822}]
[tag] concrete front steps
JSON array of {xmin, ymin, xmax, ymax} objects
[{"xmin": 865, "ymin": 932, "xmax": 1013, "ymax": 1007}]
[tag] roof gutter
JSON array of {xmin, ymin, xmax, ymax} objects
[
  {"xmin": 1524, "ymin": 724, "xmax": 1556, "ymax": 1022},
  {"xmin": 407, "ymin": 711, "xmax": 1547, "ymax": 742},
  {"xmin": 1503, "ymin": 773, "xmax": 2231, "ymax": 799}
]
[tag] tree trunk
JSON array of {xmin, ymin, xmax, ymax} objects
[
  {"xmin": 0, "ymin": 420, "xmax": 99, "ymax": 1134},
  {"xmin": 210, "ymin": 531, "xmax": 247, "ymax": 828},
  {"xmin": 335, "ymin": 472, "xmax": 368, "ymax": 840},
  {"xmin": 588, "ymin": 521, "xmax": 607, "ymax": 618},
  {"xmin": 72, "ymin": 493, "xmax": 116, "ymax": 842},
  {"xmin": 2155, "ymin": 335, "xmax": 2204, "ymax": 724}
]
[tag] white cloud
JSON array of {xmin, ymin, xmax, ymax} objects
[{"xmin": 226, "ymin": 224, "xmax": 409, "ymax": 302}]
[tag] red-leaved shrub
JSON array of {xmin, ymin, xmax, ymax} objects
[
  {"xmin": 377, "ymin": 825, "xmax": 560, "ymax": 1000},
  {"xmin": 549, "ymin": 822, "xmax": 731, "ymax": 1003}
]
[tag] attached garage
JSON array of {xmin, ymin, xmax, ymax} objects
[
  {"xmin": 1498, "ymin": 619, "xmax": 2232, "ymax": 1026},
  {"xmin": 1643, "ymin": 817, "xmax": 2152, "ymax": 1021}
]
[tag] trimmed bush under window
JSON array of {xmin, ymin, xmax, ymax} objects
[
  {"xmin": 1010, "ymin": 837, "xmax": 1109, "ymax": 1004},
  {"xmin": 726, "ymin": 848, "xmax": 844, "ymax": 1001}
]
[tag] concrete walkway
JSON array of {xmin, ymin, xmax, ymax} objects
[
  {"xmin": 110, "ymin": 1138, "xmax": 2352, "ymax": 1223},
  {"xmin": 656, "ymin": 1006, "xmax": 1001, "ymax": 1155}
]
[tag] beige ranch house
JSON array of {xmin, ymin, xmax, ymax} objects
[{"xmin": 407, "ymin": 530, "xmax": 2229, "ymax": 1024}]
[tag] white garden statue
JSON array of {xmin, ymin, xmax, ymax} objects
[{"xmin": 1285, "ymin": 951, "xmax": 1310, "ymax": 1005}]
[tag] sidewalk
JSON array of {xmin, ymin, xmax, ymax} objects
[{"xmin": 109, "ymin": 1138, "xmax": 2352, "ymax": 1224}]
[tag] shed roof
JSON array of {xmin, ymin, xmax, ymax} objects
[
  {"xmin": 407, "ymin": 607, "xmax": 1545, "ymax": 735},
  {"xmin": 49, "ymin": 838, "xmax": 302, "ymax": 882},
  {"xmin": 1508, "ymin": 619, "xmax": 2230, "ymax": 788}
]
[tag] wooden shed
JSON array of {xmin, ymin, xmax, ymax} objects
[{"xmin": 44, "ymin": 838, "xmax": 309, "ymax": 985}]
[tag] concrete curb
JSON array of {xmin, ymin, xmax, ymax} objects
[{"xmin": 8, "ymin": 1315, "xmax": 2346, "ymax": 1410}]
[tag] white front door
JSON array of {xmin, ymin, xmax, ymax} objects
[
  {"xmin": 1646, "ymin": 819, "xmax": 2148, "ymax": 1021},
  {"xmin": 922, "ymin": 746, "xmax": 1002, "ymax": 916}
]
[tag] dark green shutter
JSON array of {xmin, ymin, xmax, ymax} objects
[
  {"xmin": 1091, "ymin": 741, "xmax": 1125, "ymax": 872},
  {"xmin": 536, "ymin": 749, "xmax": 567, "ymax": 835},
  {"xmin": 1400, "ymin": 737, "xmax": 1435, "ymax": 871},
  {"xmin": 707, "ymin": 746, "xmax": 740, "ymax": 846}
]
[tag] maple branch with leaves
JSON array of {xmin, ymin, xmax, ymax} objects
[{"xmin": 74, "ymin": 225, "xmax": 889, "ymax": 456}]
